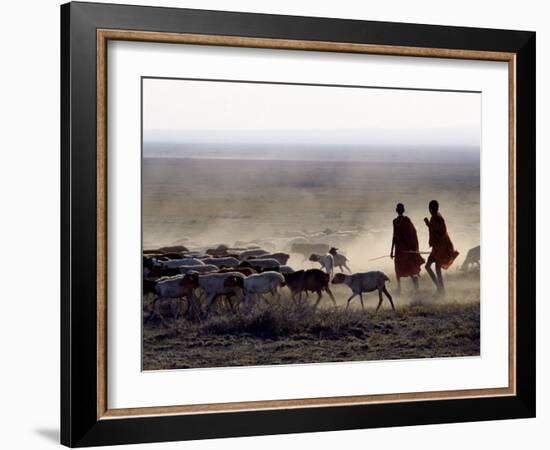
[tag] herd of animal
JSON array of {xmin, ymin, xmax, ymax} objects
[
  {"xmin": 143, "ymin": 243, "xmax": 393, "ymax": 323},
  {"xmin": 143, "ymin": 240, "xmax": 480, "ymax": 324}
]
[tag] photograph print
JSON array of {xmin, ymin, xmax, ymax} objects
[{"xmin": 142, "ymin": 77, "xmax": 481, "ymax": 370}]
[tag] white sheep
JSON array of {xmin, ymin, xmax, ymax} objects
[
  {"xmin": 239, "ymin": 271, "xmax": 286, "ymax": 307},
  {"xmin": 191, "ymin": 272, "xmax": 247, "ymax": 317},
  {"xmin": 245, "ymin": 258, "xmax": 280, "ymax": 270},
  {"xmin": 201, "ymin": 257, "xmax": 240, "ymax": 268},
  {"xmin": 309, "ymin": 253, "xmax": 334, "ymax": 276},
  {"xmin": 331, "ymin": 271, "xmax": 394, "ymax": 312},
  {"xmin": 159, "ymin": 257, "xmax": 205, "ymax": 269},
  {"xmin": 238, "ymin": 249, "xmax": 269, "ymax": 260},
  {"xmin": 148, "ymin": 275, "xmax": 190, "ymax": 322},
  {"xmin": 178, "ymin": 264, "xmax": 218, "ymax": 274},
  {"xmin": 250, "ymin": 252, "xmax": 290, "ymax": 265}
]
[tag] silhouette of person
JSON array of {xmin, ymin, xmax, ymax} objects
[
  {"xmin": 390, "ymin": 203, "xmax": 424, "ymax": 295},
  {"xmin": 424, "ymin": 200, "xmax": 459, "ymax": 294}
]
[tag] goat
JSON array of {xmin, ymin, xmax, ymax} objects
[
  {"xmin": 309, "ymin": 253, "xmax": 334, "ymax": 276},
  {"xmin": 332, "ymin": 271, "xmax": 394, "ymax": 312},
  {"xmin": 328, "ymin": 247, "xmax": 351, "ymax": 272},
  {"xmin": 283, "ymin": 269, "xmax": 336, "ymax": 307},
  {"xmin": 460, "ymin": 245, "xmax": 480, "ymax": 271}
]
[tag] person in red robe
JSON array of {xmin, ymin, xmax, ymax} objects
[
  {"xmin": 424, "ymin": 199, "xmax": 459, "ymax": 294},
  {"xmin": 390, "ymin": 203, "xmax": 425, "ymax": 295}
]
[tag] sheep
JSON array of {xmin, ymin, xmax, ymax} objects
[
  {"xmin": 157, "ymin": 252, "xmax": 185, "ymax": 260},
  {"xmin": 157, "ymin": 245, "xmax": 189, "ymax": 253},
  {"xmin": 283, "ymin": 269, "xmax": 336, "ymax": 307},
  {"xmin": 206, "ymin": 244, "xmax": 230, "ymax": 256},
  {"xmin": 278, "ymin": 265, "xmax": 295, "ymax": 274},
  {"xmin": 143, "ymin": 266, "xmax": 180, "ymax": 279},
  {"xmin": 328, "ymin": 247, "xmax": 351, "ymax": 272},
  {"xmin": 184, "ymin": 272, "xmax": 247, "ymax": 318},
  {"xmin": 178, "ymin": 264, "xmax": 218, "ymax": 274},
  {"xmin": 309, "ymin": 253, "xmax": 334, "ymax": 276},
  {"xmin": 148, "ymin": 275, "xmax": 192, "ymax": 323},
  {"xmin": 183, "ymin": 251, "xmax": 210, "ymax": 259},
  {"xmin": 249, "ymin": 252, "xmax": 290, "ymax": 265},
  {"xmin": 238, "ymin": 249, "xmax": 269, "ymax": 260},
  {"xmin": 201, "ymin": 257, "xmax": 240, "ymax": 268},
  {"xmin": 159, "ymin": 257, "xmax": 205, "ymax": 269},
  {"xmin": 460, "ymin": 245, "xmax": 480, "ymax": 271},
  {"xmin": 331, "ymin": 271, "xmax": 394, "ymax": 312},
  {"xmin": 143, "ymin": 278, "xmax": 157, "ymax": 295},
  {"xmin": 244, "ymin": 258, "xmax": 280, "ymax": 270},
  {"xmin": 216, "ymin": 266, "xmax": 258, "ymax": 276},
  {"xmin": 225, "ymin": 271, "xmax": 285, "ymax": 307}
]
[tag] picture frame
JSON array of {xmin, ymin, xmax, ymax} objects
[{"xmin": 61, "ymin": 1, "xmax": 536, "ymax": 447}]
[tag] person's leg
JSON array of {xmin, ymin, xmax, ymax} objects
[
  {"xmin": 425, "ymin": 254, "xmax": 439, "ymax": 289},
  {"xmin": 396, "ymin": 275, "xmax": 402, "ymax": 296},
  {"xmin": 436, "ymin": 264, "xmax": 445, "ymax": 293}
]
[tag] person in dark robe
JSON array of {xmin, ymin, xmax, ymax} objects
[
  {"xmin": 424, "ymin": 199, "xmax": 459, "ymax": 294},
  {"xmin": 390, "ymin": 203, "xmax": 424, "ymax": 295}
]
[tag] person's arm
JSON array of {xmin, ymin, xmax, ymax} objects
[{"xmin": 431, "ymin": 215, "xmax": 447, "ymax": 237}]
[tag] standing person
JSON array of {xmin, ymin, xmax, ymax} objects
[
  {"xmin": 424, "ymin": 200, "xmax": 459, "ymax": 294},
  {"xmin": 390, "ymin": 203, "xmax": 425, "ymax": 295}
]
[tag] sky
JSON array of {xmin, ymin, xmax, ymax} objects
[{"xmin": 142, "ymin": 77, "xmax": 481, "ymax": 156}]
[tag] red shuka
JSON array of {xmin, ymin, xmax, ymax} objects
[
  {"xmin": 393, "ymin": 216, "xmax": 425, "ymax": 278},
  {"xmin": 428, "ymin": 212, "xmax": 459, "ymax": 270}
]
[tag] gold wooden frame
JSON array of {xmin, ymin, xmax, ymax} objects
[{"xmin": 96, "ymin": 29, "xmax": 516, "ymax": 420}]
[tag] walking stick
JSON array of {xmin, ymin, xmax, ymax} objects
[{"xmin": 368, "ymin": 250, "xmax": 431, "ymax": 262}]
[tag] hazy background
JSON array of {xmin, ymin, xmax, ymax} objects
[{"xmin": 142, "ymin": 78, "xmax": 480, "ymax": 275}]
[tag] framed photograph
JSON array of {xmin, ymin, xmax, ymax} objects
[{"xmin": 61, "ymin": 1, "xmax": 536, "ymax": 447}]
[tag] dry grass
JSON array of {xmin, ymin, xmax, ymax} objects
[{"xmin": 143, "ymin": 293, "xmax": 480, "ymax": 370}]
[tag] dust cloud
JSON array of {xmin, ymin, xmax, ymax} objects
[{"xmin": 143, "ymin": 152, "xmax": 480, "ymax": 305}]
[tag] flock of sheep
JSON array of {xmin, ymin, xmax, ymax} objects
[{"xmin": 143, "ymin": 242, "xmax": 393, "ymax": 323}]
